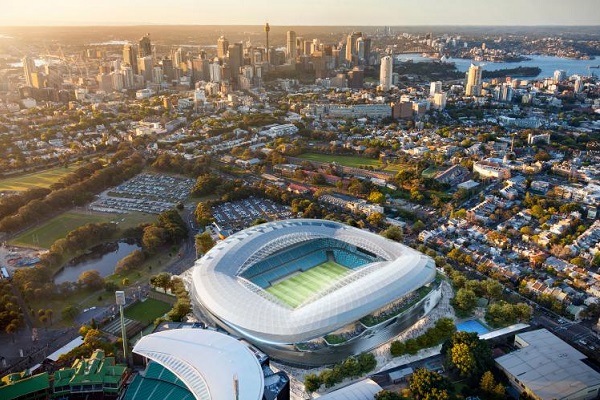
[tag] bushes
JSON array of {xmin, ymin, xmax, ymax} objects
[
  {"xmin": 390, "ymin": 318, "xmax": 455, "ymax": 357},
  {"xmin": 303, "ymin": 353, "xmax": 377, "ymax": 392}
]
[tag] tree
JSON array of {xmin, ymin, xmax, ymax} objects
[
  {"xmin": 484, "ymin": 279, "xmax": 503, "ymax": 302},
  {"xmin": 382, "ymin": 225, "xmax": 404, "ymax": 242},
  {"xmin": 444, "ymin": 331, "xmax": 491, "ymax": 382},
  {"xmin": 78, "ymin": 270, "xmax": 104, "ymax": 290},
  {"xmin": 375, "ymin": 390, "xmax": 406, "ymax": 400},
  {"xmin": 367, "ymin": 212, "xmax": 385, "ymax": 226},
  {"xmin": 480, "ymin": 370, "xmax": 505, "ymax": 400},
  {"xmin": 454, "ymin": 288, "xmax": 477, "ymax": 315},
  {"xmin": 142, "ymin": 225, "xmax": 166, "ymax": 253},
  {"xmin": 61, "ymin": 305, "xmax": 79, "ymax": 321},
  {"xmin": 195, "ymin": 231, "xmax": 215, "ymax": 254},
  {"xmin": 150, "ymin": 272, "xmax": 172, "ymax": 293},
  {"xmin": 368, "ymin": 191, "xmax": 386, "ymax": 204},
  {"xmin": 409, "ymin": 368, "xmax": 450, "ymax": 400},
  {"xmin": 5, "ymin": 322, "xmax": 17, "ymax": 342},
  {"xmin": 304, "ymin": 373, "xmax": 321, "ymax": 393}
]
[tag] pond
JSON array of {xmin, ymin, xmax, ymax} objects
[{"xmin": 53, "ymin": 241, "xmax": 140, "ymax": 284}]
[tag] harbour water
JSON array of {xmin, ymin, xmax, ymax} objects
[{"xmin": 395, "ymin": 53, "xmax": 598, "ymax": 79}]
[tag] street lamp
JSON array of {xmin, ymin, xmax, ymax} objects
[{"xmin": 115, "ymin": 291, "xmax": 128, "ymax": 364}]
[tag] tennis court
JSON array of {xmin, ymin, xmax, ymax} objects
[{"xmin": 266, "ymin": 261, "xmax": 350, "ymax": 308}]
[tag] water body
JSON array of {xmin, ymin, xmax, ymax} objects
[
  {"xmin": 89, "ymin": 40, "xmax": 131, "ymax": 46},
  {"xmin": 395, "ymin": 53, "xmax": 598, "ymax": 79},
  {"xmin": 54, "ymin": 241, "xmax": 140, "ymax": 284}
]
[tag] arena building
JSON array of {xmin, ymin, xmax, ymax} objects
[{"xmin": 191, "ymin": 219, "xmax": 442, "ymax": 366}]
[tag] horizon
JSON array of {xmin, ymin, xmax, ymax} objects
[{"xmin": 1, "ymin": 0, "xmax": 599, "ymax": 27}]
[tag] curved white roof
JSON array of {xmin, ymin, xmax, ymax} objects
[
  {"xmin": 318, "ymin": 379, "xmax": 382, "ymax": 400},
  {"xmin": 132, "ymin": 329, "xmax": 264, "ymax": 400},
  {"xmin": 192, "ymin": 219, "xmax": 435, "ymax": 344}
]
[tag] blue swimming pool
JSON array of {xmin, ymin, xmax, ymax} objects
[{"xmin": 456, "ymin": 320, "xmax": 490, "ymax": 335}]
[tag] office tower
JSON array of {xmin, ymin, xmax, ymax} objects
[
  {"xmin": 97, "ymin": 73, "xmax": 113, "ymax": 92},
  {"xmin": 287, "ymin": 31, "xmax": 297, "ymax": 61},
  {"xmin": 210, "ymin": 58, "xmax": 221, "ymax": 83},
  {"xmin": 22, "ymin": 56, "xmax": 36, "ymax": 87},
  {"xmin": 172, "ymin": 47, "xmax": 184, "ymax": 68},
  {"xmin": 121, "ymin": 65, "xmax": 134, "ymax": 89},
  {"xmin": 345, "ymin": 31, "xmax": 362, "ymax": 64},
  {"xmin": 152, "ymin": 66, "xmax": 163, "ymax": 84},
  {"xmin": 347, "ymin": 67, "xmax": 364, "ymax": 89},
  {"xmin": 574, "ymin": 77, "xmax": 584, "ymax": 93},
  {"xmin": 379, "ymin": 55, "xmax": 393, "ymax": 91},
  {"xmin": 138, "ymin": 34, "xmax": 152, "ymax": 58},
  {"xmin": 30, "ymin": 72, "xmax": 45, "ymax": 89},
  {"xmin": 264, "ymin": 23, "xmax": 270, "ymax": 64},
  {"xmin": 137, "ymin": 56, "xmax": 153, "ymax": 82},
  {"xmin": 161, "ymin": 58, "xmax": 174, "ymax": 81},
  {"xmin": 44, "ymin": 65, "xmax": 62, "ymax": 89},
  {"xmin": 303, "ymin": 40, "xmax": 312, "ymax": 56},
  {"xmin": 362, "ymin": 38, "xmax": 371, "ymax": 65},
  {"xmin": 553, "ymin": 69, "xmax": 566, "ymax": 83},
  {"xmin": 430, "ymin": 81, "xmax": 442, "ymax": 95},
  {"xmin": 296, "ymin": 36, "xmax": 304, "ymax": 55},
  {"xmin": 356, "ymin": 37, "xmax": 364, "ymax": 63},
  {"xmin": 123, "ymin": 44, "xmax": 138, "ymax": 74},
  {"xmin": 228, "ymin": 43, "xmax": 243, "ymax": 87},
  {"xmin": 465, "ymin": 64, "xmax": 482, "ymax": 96},
  {"xmin": 111, "ymin": 72, "xmax": 124, "ymax": 91},
  {"xmin": 217, "ymin": 36, "xmax": 229, "ymax": 59}
]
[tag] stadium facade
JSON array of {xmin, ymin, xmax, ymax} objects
[{"xmin": 191, "ymin": 219, "xmax": 442, "ymax": 366}]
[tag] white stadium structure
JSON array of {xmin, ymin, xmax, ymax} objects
[{"xmin": 191, "ymin": 219, "xmax": 442, "ymax": 366}]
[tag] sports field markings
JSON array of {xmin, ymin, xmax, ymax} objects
[{"xmin": 266, "ymin": 261, "xmax": 350, "ymax": 308}]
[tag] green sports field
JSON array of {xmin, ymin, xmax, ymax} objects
[
  {"xmin": 124, "ymin": 298, "xmax": 172, "ymax": 324},
  {"xmin": 0, "ymin": 165, "xmax": 80, "ymax": 192},
  {"xmin": 266, "ymin": 261, "xmax": 350, "ymax": 308}
]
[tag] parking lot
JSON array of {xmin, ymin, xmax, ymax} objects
[
  {"xmin": 212, "ymin": 197, "xmax": 292, "ymax": 232},
  {"xmin": 90, "ymin": 174, "xmax": 194, "ymax": 214}
]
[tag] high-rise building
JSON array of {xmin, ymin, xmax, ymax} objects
[
  {"xmin": 553, "ymin": 69, "xmax": 566, "ymax": 83},
  {"xmin": 111, "ymin": 72, "xmax": 124, "ymax": 91},
  {"xmin": 574, "ymin": 77, "xmax": 584, "ymax": 93},
  {"xmin": 121, "ymin": 65, "xmax": 134, "ymax": 89},
  {"xmin": 362, "ymin": 38, "xmax": 372, "ymax": 65},
  {"xmin": 138, "ymin": 34, "xmax": 152, "ymax": 58},
  {"xmin": 228, "ymin": 43, "xmax": 243, "ymax": 87},
  {"xmin": 379, "ymin": 55, "xmax": 393, "ymax": 91},
  {"xmin": 345, "ymin": 32, "xmax": 362, "ymax": 65},
  {"xmin": 22, "ymin": 56, "xmax": 36, "ymax": 87},
  {"xmin": 465, "ymin": 64, "xmax": 482, "ymax": 96},
  {"xmin": 433, "ymin": 92, "xmax": 447, "ymax": 109},
  {"xmin": 152, "ymin": 66, "xmax": 163, "ymax": 84},
  {"xmin": 172, "ymin": 47, "xmax": 184, "ymax": 68},
  {"xmin": 430, "ymin": 81, "xmax": 442, "ymax": 95},
  {"xmin": 217, "ymin": 36, "xmax": 229, "ymax": 59},
  {"xmin": 123, "ymin": 44, "xmax": 138, "ymax": 74},
  {"xmin": 137, "ymin": 56, "xmax": 153, "ymax": 82},
  {"xmin": 210, "ymin": 58, "xmax": 221, "ymax": 83},
  {"xmin": 287, "ymin": 31, "xmax": 297, "ymax": 61}
]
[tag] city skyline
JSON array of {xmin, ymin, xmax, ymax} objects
[{"xmin": 1, "ymin": 0, "xmax": 600, "ymax": 27}]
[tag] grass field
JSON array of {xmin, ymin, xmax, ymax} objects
[
  {"xmin": 266, "ymin": 261, "xmax": 350, "ymax": 308},
  {"xmin": 0, "ymin": 165, "xmax": 80, "ymax": 192},
  {"xmin": 298, "ymin": 153, "xmax": 382, "ymax": 169},
  {"xmin": 10, "ymin": 210, "xmax": 154, "ymax": 249},
  {"xmin": 124, "ymin": 298, "xmax": 172, "ymax": 324}
]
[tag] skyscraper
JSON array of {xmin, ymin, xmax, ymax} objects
[
  {"xmin": 345, "ymin": 32, "xmax": 362, "ymax": 65},
  {"xmin": 22, "ymin": 56, "xmax": 36, "ymax": 87},
  {"xmin": 379, "ymin": 55, "xmax": 393, "ymax": 91},
  {"xmin": 228, "ymin": 43, "xmax": 243, "ymax": 88},
  {"xmin": 138, "ymin": 34, "xmax": 152, "ymax": 58},
  {"xmin": 430, "ymin": 81, "xmax": 442, "ymax": 95},
  {"xmin": 287, "ymin": 31, "xmax": 297, "ymax": 61},
  {"xmin": 217, "ymin": 36, "xmax": 229, "ymax": 59},
  {"xmin": 465, "ymin": 64, "xmax": 482, "ymax": 96},
  {"xmin": 123, "ymin": 44, "xmax": 138, "ymax": 74}
]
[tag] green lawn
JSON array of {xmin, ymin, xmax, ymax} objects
[
  {"xmin": 266, "ymin": 261, "xmax": 350, "ymax": 308},
  {"xmin": 10, "ymin": 211, "xmax": 154, "ymax": 249},
  {"xmin": 0, "ymin": 165, "xmax": 80, "ymax": 192},
  {"xmin": 124, "ymin": 298, "xmax": 172, "ymax": 324},
  {"xmin": 298, "ymin": 153, "xmax": 382, "ymax": 169}
]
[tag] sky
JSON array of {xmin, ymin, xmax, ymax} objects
[{"xmin": 1, "ymin": 0, "xmax": 599, "ymax": 26}]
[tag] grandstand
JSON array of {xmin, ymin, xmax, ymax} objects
[
  {"xmin": 192, "ymin": 219, "xmax": 439, "ymax": 366},
  {"xmin": 123, "ymin": 362, "xmax": 194, "ymax": 400}
]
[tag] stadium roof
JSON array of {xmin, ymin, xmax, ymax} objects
[
  {"xmin": 318, "ymin": 379, "xmax": 382, "ymax": 400},
  {"xmin": 192, "ymin": 219, "xmax": 436, "ymax": 344},
  {"xmin": 496, "ymin": 329, "xmax": 600, "ymax": 400},
  {"xmin": 0, "ymin": 372, "xmax": 49, "ymax": 400},
  {"xmin": 133, "ymin": 329, "xmax": 264, "ymax": 400}
]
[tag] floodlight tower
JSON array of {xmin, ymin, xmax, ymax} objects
[
  {"xmin": 264, "ymin": 22, "xmax": 270, "ymax": 65},
  {"xmin": 115, "ymin": 291, "xmax": 128, "ymax": 363}
]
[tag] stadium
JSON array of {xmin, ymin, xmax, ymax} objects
[{"xmin": 191, "ymin": 219, "xmax": 442, "ymax": 366}]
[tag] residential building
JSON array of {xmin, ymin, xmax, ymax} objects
[
  {"xmin": 465, "ymin": 64, "xmax": 482, "ymax": 96},
  {"xmin": 379, "ymin": 55, "xmax": 393, "ymax": 91}
]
